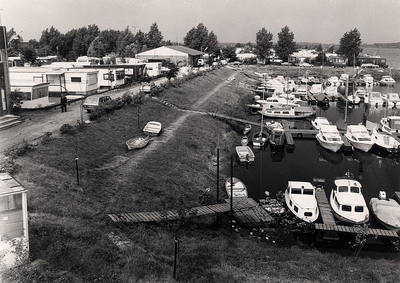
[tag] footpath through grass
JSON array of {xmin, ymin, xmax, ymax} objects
[{"xmin": 2, "ymin": 66, "xmax": 400, "ymax": 283}]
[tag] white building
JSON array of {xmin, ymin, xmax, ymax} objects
[{"xmin": 136, "ymin": 46, "xmax": 203, "ymax": 66}]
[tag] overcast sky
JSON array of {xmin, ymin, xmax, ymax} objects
[{"xmin": 1, "ymin": 0, "xmax": 399, "ymax": 44}]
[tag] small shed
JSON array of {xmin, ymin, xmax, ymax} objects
[
  {"xmin": 11, "ymin": 82, "xmax": 51, "ymax": 108},
  {"xmin": 0, "ymin": 173, "xmax": 29, "ymax": 270}
]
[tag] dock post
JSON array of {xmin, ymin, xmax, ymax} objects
[{"xmin": 230, "ymin": 155, "xmax": 233, "ymax": 230}]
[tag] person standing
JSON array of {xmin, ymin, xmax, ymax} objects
[{"xmin": 60, "ymin": 94, "xmax": 68, "ymax": 112}]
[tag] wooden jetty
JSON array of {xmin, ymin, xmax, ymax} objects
[
  {"xmin": 281, "ymin": 120, "xmax": 295, "ymax": 151},
  {"xmin": 108, "ymin": 197, "xmax": 274, "ymax": 227},
  {"xmin": 314, "ymin": 185, "xmax": 399, "ymax": 240}
]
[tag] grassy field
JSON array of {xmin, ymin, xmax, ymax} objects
[{"xmin": 2, "ymin": 66, "xmax": 400, "ymax": 282}]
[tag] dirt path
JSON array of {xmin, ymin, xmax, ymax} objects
[{"xmin": 97, "ymin": 72, "xmax": 237, "ymax": 171}]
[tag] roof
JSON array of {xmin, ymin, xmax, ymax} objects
[
  {"xmin": 0, "ymin": 173, "xmax": 27, "ymax": 196},
  {"xmin": 137, "ymin": 46, "xmax": 203, "ymax": 57},
  {"xmin": 164, "ymin": 45, "xmax": 203, "ymax": 56}
]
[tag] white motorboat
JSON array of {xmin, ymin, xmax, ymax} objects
[
  {"xmin": 379, "ymin": 75, "xmax": 396, "ymax": 86},
  {"xmin": 347, "ymin": 94, "xmax": 360, "ymax": 105},
  {"xmin": 243, "ymin": 124, "xmax": 252, "ymax": 135},
  {"xmin": 330, "ymin": 171, "xmax": 370, "ymax": 225},
  {"xmin": 385, "ymin": 93, "xmax": 400, "ymax": 108},
  {"xmin": 265, "ymin": 120, "xmax": 283, "ymax": 130},
  {"xmin": 344, "ymin": 125, "xmax": 374, "ymax": 152},
  {"xmin": 311, "ymin": 117, "xmax": 330, "ymax": 130},
  {"xmin": 285, "ymin": 181, "xmax": 320, "ymax": 223},
  {"xmin": 327, "ymin": 76, "xmax": 340, "ymax": 87},
  {"xmin": 259, "ymin": 106, "xmax": 315, "ymax": 119},
  {"xmin": 225, "ymin": 177, "xmax": 248, "ymax": 198},
  {"xmin": 315, "ymin": 125, "xmax": 344, "ymax": 152},
  {"xmin": 235, "ymin": 146, "xmax": 255, "ymax": 163},
  {"xmin": 369, "ymin": 92, "xmax": 385, "ymax": 105},
  {"xmin": 269, "ymin": 127, "xmax": 286, "ymax": 148},
  {"xmin": 371, "ymin": 127, "xmax": 400, "ymax": 153},
  {"xmin": 369, "ymin": 191, "xmax": 400, "ymax": 232},
  {"xmin": 380, "ymin": 116, "xmax": 400, "ymax": 136},
  {"xmin": 256, "ymin": 95, "xmax": 299, "ymax": 109}
]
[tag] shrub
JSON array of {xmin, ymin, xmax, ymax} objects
[
  {"xmin": 60, "ymin": 124, "xmax": 74, "ymax": 135},
  {"xmin": 122, "ymin": 92, "xmax": 133, "ymax": 105},
  {"xmin": 3, "ymin": 140, "xmax": 31, "ymax": 158},
  {"xmin": 0, "ymin": 157, "xmax": 16, "ymax": 173}
]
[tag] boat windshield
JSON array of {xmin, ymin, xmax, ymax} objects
[
  {"xmin": 355, "ymin": 206, "xmax": 364, "ymax": 212},
  {"xmin": 338, "ymin": 186, "xmax": 348, "ymax": 192},
  {"xmin": 303, "ymin": 189, "xmax": 314, "ymax": 195},
  {"xmin": 350, "ymin": 186, "xmax": 360, "ymax": 193},
  {"xmin": 291, "ymin": 188, "xmax": 302, "ymax": 194}
]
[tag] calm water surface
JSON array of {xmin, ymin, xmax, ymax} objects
[{"xmin": 229, "ymin": 82, "xmax": 400, "ymax": 213}]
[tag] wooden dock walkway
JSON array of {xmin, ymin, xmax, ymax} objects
[
  {"xmin": 281, "ymin": 120, "xmax": 295, "ymax": 151},
  {"xmin": 314, "ymin": 186, "xmax": 399, "ymax": 240},
  {"xmin": 314, "ymin": 223, "xmax": 399, "ymax": 238},
  {"xmin": 108, "ymin": 197, "xmax": 274, "ymax": 226}
]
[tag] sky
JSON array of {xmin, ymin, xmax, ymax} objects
[{"xmin": 1, "ymin": 0, "xmax": 399, "ymax": 45}]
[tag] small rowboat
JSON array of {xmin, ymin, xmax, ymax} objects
[
  {"xmin": 126, "ymin": 136, "xmax": 151, "ymax": 150},
  {"xmin": 243, "ymin": 124, "xmax": 252, "ymax": 135},
  {"xmin": 241, "ymin": 135, "xmax": 249, "ymax": 146}
]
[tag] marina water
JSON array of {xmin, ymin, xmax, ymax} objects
[{"xmin": 230, "ymin": 81, "xmax": 400, "ymax": 223}]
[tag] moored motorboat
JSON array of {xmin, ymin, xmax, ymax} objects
[
  {"xmin": 371, "ymin": 126, "xmax": 400, "ymax": 153},
  {"xmin": 344, "ymin": 125, "xmax": 374, "ymax": 152},
  {"xmin": 235, "ymin": 146, "xmax": 255, "ymax": 163},
  {"xmin": 252, "ymin": 131, "xmax": 269, "ymax": 149},
  {"xmin": 126, "ymin": 136, "xmax": 151, "ymax": 150},
  {"xmin": 315, "ymin": 125, "xmax": 344, "ymax": 152},
  {"xmin": 259, "ymin": 106, "xmax": 316, "ymax": 119},
  {"xmin": 284, "ymin": 181, "xmax": 320, "ymax": 223},
  {"xmin": 379, "ymin": 75, "xmax": 396, "ymax": 86},
  {"xmin": 265, "ymin": 120, "xmax": 283, "ymax": 130},
  {"xmin": 347, "ymin": 94, "xmax": 360, "ymax": 105},
  {"xmin": 243, "ymin": 124, "xmax": 252, "ymax": 135},
  {"xmin": 369, "ymin": 191, "xmax": 400, "ymax": 232},
  {"xmin": 380, "ymin": 116, "xmax": 400, "ymax": 136},
  {"xmin": 330, "ymin": 170, "xmax": 369, "ymax": 225},
  {"xmin": 269, "ymin": 127, "xmax": 286, "ymax": 148},
  {"xmin": 241, "ymin": 135, "xmax": 249, "ymax": 146},
  {"xmin": 311, "ymin": 117, "xmax": 330, "ymax": 130},
  {"xmin": 225, "ymin": 177, "xmax": 248, "ymax": 198}
]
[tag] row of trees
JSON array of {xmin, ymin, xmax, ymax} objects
[{"xmin": 6, "ymin": 21, "xmax": 362, "ymax": 67}]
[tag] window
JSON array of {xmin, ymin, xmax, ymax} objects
[
  {"xmin": 291, "ymin": 188, "xmax": 302, "ymax": 194},
  {"xmin": 116, "ymin": 70, "xmax": 125, "ymax": 80},
  {"xmin": 338, "ymin": 186, "xmax": 348, "ymax": 192},
  {"xmin": 342, "ymin": 205, "xmax": 351, "ymax": 212},
  {"xmin": 350, "ymin": 186, "xmax": 360, "ymax": 193},
  {"xmin": 71, "ymin": 77, "xmax": 82, "ymax": 83},
  {"xmin": 304, "ymin": 212, "xmax": 312, "ymax": 217},
  {"xmin": 303, "ymin": 189, "xmax": 314, "ymax": 195},
  {"xmin": 294, "ymin": 206, "xmax": 298, "ymax": 213},
  {"xmin": 355, "ymin": 206, "xmax": 364, "ymax": 213}
]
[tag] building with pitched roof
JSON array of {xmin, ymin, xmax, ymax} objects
[{"xmin": 136, "ymin": 46, "xmax": 203, "ymax": 66}]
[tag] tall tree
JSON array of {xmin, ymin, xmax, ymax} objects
[
  {"xmin": 134, "ymin": 29, "xmax": 147, "ymax": 53},
  {"xmin": 39, "ymin": 26, "xmax": 62, "ymax": 56},
  {"xmin": 146, "ymin": 22, "xmax": 163, "ymax": 49},
  {"xmin": 184, "ymin": 23, "xmax": 209, "ymax": 51},
  {"xmin": 337, "ymin": 28, "xmax": 363, "ymax": 66},
  {"xmin": 254, "ymin": 28, "xmax": 273, "ymax": 62},
  {"xmin": 205, "ymin": 31, "xmax": 220, "ymax": 57},
  {"xmin": 87, "ymin": 36, "xmax": 106, "ymax": 58},
  {"xmin": 116, "ymin": 26, "xmax": 135, "ymax": 57},
  {"xmin": 7, "ymin": 28, "xmax": 23, "ymax": 56},
  {"xmin": 221, "ymin": 45, "xmax": 237, "ymax": 62},
  {"xmin": 275, "ymin": 26, "xmax": 296, "ymax": 62}
]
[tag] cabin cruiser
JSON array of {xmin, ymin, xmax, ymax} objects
[
  {"xmin": 285, "ymin": 181, "xmax": 320, "ymax": 223},
  {"xmin": 344, "ymin": 125, "xmax": 374, "ymax": 152},
  {"xmin": 256, "ymin": 95, "xmax": 299, "ymax": 109},
  {"xmin": 380, "ymin": 116, "xmax": 400, "ymax": 136},
  {"xmin": 327, "ymin": 76, "xmax": 340, "ymax": 87},
  {"xmin": 385, "ymin": 93, "xmax": 400, "ymax": 108},
  {"xmin": 315, "ymin": 125, "xmax": 344, "ymax": 152},
  {"xmin": 363, "ymin": 74, "xmax": 374, "ymax": 87},
  {"xmin": 369, "ymin": 92, "xmax": 386, "ymax": 106},
  {"xmin": 259, "ymin": 106, "xmax": 316, "ymax": 119},
  {"xmin": 379, "ymin": 75, "xmax": 396, "ymax": 86},
  {"xmin": 371, "ymin": 127, "xmax": 400, "ymax": 153},
  {"xmin": 311, "ymin": 117, "xmax": 331, "ymax": 130},
  {"xmin": 330, "ymin": 171, "xmax": 370, "ymax": 225}
]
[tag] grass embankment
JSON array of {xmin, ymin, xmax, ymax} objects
[{"xmin": 3, "ymin": 67, "xmax": 400, "ymax": 282}]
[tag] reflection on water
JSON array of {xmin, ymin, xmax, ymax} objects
[{"xmin": 230, "ymin": 82, "xmax": 400, "ymax": 209}]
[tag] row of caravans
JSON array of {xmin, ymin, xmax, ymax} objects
[{"xmin": 9, "ymin": 63, "xmax": 148, "ymax": 109}]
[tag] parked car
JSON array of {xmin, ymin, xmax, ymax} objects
[
  {"xmin": 300, "ymin": 63, "xmax": 314, "ymax": 68},
  {"xmin": 83, "ymin": 95, "xmax": 112, "ymax": 112},
  {"xmin": 281, "ymin": 62, "xmax": 292, "ymax": 66}
]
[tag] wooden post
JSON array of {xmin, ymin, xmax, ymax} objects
[
  {"xmin": 216, "ymin": 149, "xmax": 219, "ymax": 204},
  {"xmin": 230, "ymin": 155, "xmax": 233, "ymax": 230}
]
